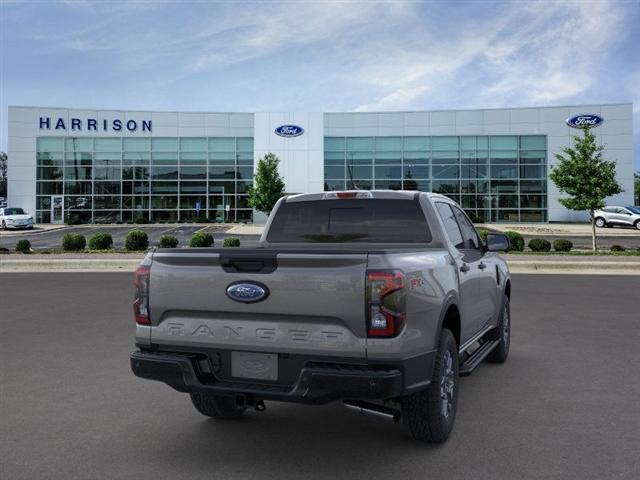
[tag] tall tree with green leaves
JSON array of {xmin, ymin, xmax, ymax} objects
[
  {"xmin": 247, "ymin": 152, "xmax": 286, "ymax": 216},
  {"xmin": 0, "ymin": 152, "xmax": 7, "ymax": 198},
  {"xmin": 550, "ymin": 128, "xmax": 623, "ymax": 251}
]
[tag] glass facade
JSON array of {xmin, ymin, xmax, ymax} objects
[
  {"xmin": 35, "ymin": 137, "xmax": 254, "ymax": 223},
  {"xmin": 324, "ymin": 135, "xmax": 547, "ymax": 222}
]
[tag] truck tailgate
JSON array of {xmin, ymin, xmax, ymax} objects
[{"xmin": 149, "ymin": 250, "xmax": 368, "ymax": 358}]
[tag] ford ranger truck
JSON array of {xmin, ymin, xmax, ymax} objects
[{"xmin": 130, "ymin": 191, "xmax": 511, "ymax": 443}]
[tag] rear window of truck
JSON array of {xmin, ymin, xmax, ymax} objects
[{"xmin": 266, "ymin": 199, "xmax": 432, "ymax": 243}]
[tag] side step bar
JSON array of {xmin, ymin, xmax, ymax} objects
[{"xmin": 459, "ymin": 339, "xmax": 500, "ymax": 377}]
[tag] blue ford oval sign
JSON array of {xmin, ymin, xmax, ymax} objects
[
  {"xmin": 566, "ymin": 114, "xmax": 604, "ymax": 129},
  {"xmin": 226, "ymin": 282, "xmax": 269, "ymax": 303},
  {"xmin": 275, "ymin": 125, "xmax": 304, "ymax": 137}
]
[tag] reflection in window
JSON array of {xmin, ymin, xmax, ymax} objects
[{"xmin": 324, "ymin": 135, "xmax": 546, "ymax": 222}]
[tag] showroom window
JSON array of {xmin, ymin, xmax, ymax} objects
[
  {"xmin": 324, "ymin": 135, "xmax": 547, "ymax": 223},
  {"xmin": 35, "ymin": 137, "xmax": 254, "ymax": 224}
]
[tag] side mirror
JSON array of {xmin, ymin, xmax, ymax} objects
[{"xmin": 485, "ymin": 233, "xmax": 510, "ymax": 252}]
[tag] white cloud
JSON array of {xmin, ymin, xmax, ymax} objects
[{"xmin": 351, "ymin": 0, "xmax": 633, "ymax": 111}]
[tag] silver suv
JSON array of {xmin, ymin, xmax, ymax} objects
[{"xmin": 594, "ymin": 206, "xmax": 640, "ymax": 230}]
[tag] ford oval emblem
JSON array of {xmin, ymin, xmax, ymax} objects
[
  {"xmin": 275, "ymin": 125, "xmax": 304, "ymax": 137},
  {"xmin": 226, "ymin": 281, "xmax": 269, "ymax": 303},
  {"xmin": 566, "ymin": 114, "xmax": 604, "ymax": 129}
]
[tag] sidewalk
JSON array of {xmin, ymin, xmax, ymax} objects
[
  {"xmin": 480, "ymin": 223, "xmax": 640, "ymax": 237},
  {"xmin": 2, "ymin": 253, "xmax": 638, "ymax": 274}
]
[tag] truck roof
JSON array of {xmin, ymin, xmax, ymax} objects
[{"xmin": 284, "ymin": 190, "xmax": 451, "ymax": 203}]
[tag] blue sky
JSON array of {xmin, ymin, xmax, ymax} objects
[{"xmin": 1, "ymin": 0, "xmax": 639, "ymax": 168}]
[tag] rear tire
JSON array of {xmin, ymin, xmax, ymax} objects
[
  {"xmin": 488, "ymin": 295, "xmax": 510, "ymax": 363},
  {"xmin": 401, "ymin": 328, "xmax": 458, "ymax": 443},
  {"xmin": 635, "ymin": 220, "xmax": 640, "ymax": 230},
  {"xmin": 594, "ymin": 217, "xmax": 606, "ymax": 228},
  {"xmin": 190, "ymin": 393, "xmax": 246, "ymax": 419}
]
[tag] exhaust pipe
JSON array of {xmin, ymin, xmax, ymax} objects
[{"xmin": 343, "ymin": 400, "xmax": 401, "ymax": 423}]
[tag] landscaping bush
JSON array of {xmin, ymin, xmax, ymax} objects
[
  {"xmin": 610, "ymin": 244, "xmax": 625, "ymax": 252},
  {"xmin": 134, "ymin": 215, "xmax": 149, "ymax": 224},
  {"xmin": 157, "ymin": 235, "xmax": 179, "ymax": 248},
  {"xmin": 223, "ymin": 237, "xmax": 241, "ymax": 247},
  {"xmin": 62, "ymin": 233, "xmax": 86, "ymax": 251},
  {"xmin": 505, "ymin": 231, "xmax": 525, "ymax": 252},
  {"xmin": 125, "ymin": 230, "xmax": 149, "ymax": 251},
  {"xmin": 189, "ymin": 231, "xmax": 214, "ymax": 247},
  {"xmin": 528, "ymin": 238, "xmax": 551, "ymax": 252},
  {"xmin": 88, "ymin": 232, "xmax": 113, "ymax": 250},
  {"xmin": 553, "ymin": 239, "xmax": 573, "ymax": 252},
  {"xmin": 477, "ymin": 228, "xmax": 490, "ymax": 243},
  {"xmin": 15, "ymin": 239, "xmax": 31, "ymax": 253}
]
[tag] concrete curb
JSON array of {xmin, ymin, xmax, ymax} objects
[
  {"xmin": 2, "ymin": 257, "xmax": 639, "ymax": 274},
  {"xmin": 507, "ymin": 260, "xmax": 640, "ymax": 275},
  {"xmin": 0, "ymin": 258, "xmax": 142, "ymax": 273}
]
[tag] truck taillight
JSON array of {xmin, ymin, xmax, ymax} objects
[
  {"xmin": 133, "ymin": 266, "xmax": 150, "ymax": 325},
  {"xmin": 366, "ymin": 270, "xmax": 406, "ymax": 338}
]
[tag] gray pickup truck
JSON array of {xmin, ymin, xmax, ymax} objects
[{"xmin": 131, "ymin": 190, "xmax": 511, "ymax": 443}]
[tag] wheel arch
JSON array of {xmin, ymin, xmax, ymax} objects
[{"xmin": 437, "ymin": 296, "xmax": 461, "ymax": 348}]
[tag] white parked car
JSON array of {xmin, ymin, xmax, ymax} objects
[
  {"xmin": 0, "ymin": 207, "xmax": 35, "ymax": 230},
  {"xmin": 594, "ymin": 206, "xmax": 640, "ymax": 230}
]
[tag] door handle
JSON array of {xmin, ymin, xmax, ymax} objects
[
  {"xmin": 478, "ymin": 261, "xmax": 487, "ymax": 270},
  {"xmin": 460, "ymin": 263, "xmax": 470, "ymax": 273}
]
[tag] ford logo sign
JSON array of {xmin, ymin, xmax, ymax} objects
[
  {"xmin": 226, "ymin": 282, "xmax": 269, "ymax": 303},
  {"xmin": 275, "ymin": 125, "xmax": 304, "ymax": 137},
  {"xmin": 566, "ymin": 114, "xmax": 604, "ymax": 129}
]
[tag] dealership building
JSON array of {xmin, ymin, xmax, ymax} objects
[{"xmin": 6, "ymin": 103, "xmax": 634, "ymax": 224}]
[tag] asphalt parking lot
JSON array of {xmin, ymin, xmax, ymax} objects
[
  {"xmin": 0, "ymin": 225, "xmax": 261, "ymax": 249},
  {"xmin": 1, "ymin": 273, "xmax": 639, "ymax": 479}
]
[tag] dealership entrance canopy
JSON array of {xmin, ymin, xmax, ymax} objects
[{"xmin": 6, "ymin": 104, "xmax": 634, "ymax": 224}]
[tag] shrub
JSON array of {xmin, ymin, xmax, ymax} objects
[
  {"xmin": 477, "ymin": 228, "xmax": 490, "ymax": 243},
  {"xmin": 62, "ymin": 233, "xmax": 86, "ymax": 251},
  {"xmin": 157, "ymin": 235, "xmax": 179, "ymax": 248},
  {"xmin": 66, "ymin": 215, "xmax": 83, "ymax": 226},
  {"xmin": 189, "ymin": 231, "xmax": 214, "ymax": 247},
  {"xmin": 134, "ymin": 215, "xmax": 149, "ymax": 224},
  {"xmin": 125, "ymin": 230, "xmax": 149, "ymax": 251},
  {"xmin": 610, "ymin": 244, "xmax": 625, "ymax": 252},
  {"xmin": 505, "ymin": 231, "xmax": 525, "ymax": 252},
  {"xmin": 223, "ymin": 237, "xmax": 241, "ymax": 247},
  {"xmin": 88, "ymin": 232, "xmax": 113, "ymax": 250},
  {"xmin": 553, "ymin": 239, "xmax": 573, "ymax": 252},
  {"xmin": 15, "ymin": 239, "xmax": 31, "ymax": 253},
  {"xmin": 528, "ymin": 238, "xmax": 551, "ymax": 252}
]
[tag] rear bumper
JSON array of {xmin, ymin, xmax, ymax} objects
[{"xmin": 130, "ymin": 350, "xmax": 423, "ymax": 404}]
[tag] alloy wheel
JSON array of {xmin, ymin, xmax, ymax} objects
[{"xmin": 440, "ymin": 350, "xmax": 455, "ymax": 419}]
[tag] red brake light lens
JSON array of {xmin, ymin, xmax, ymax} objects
[
  {"xmin": 366, "ymin": 270, "xmax": 406, "ymax": 337},
  {"xmin": 133, "ymin": 265, "xmax": 150, "ymax": 325}
]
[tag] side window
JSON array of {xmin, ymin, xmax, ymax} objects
[
  {"xmin": 435, "ymin": 203, "xmax": 464, "ymax": 249},
  {"xmin": 452, "ymin": 206, "xmax": 480, "ymax": 249}
]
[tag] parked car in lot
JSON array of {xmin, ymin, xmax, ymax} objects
[
  {"xmin": 594, "ymin": 206, "xmax": 640, "ymax": 229},
  {"xmin": 0, "ymin": 207, "xmax": 34, "ymax": 230},
  {"xmin": 130, "ymin": 190, "xmax": 512, "ymax": 443}
]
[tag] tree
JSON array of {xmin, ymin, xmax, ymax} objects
[
  {"xmin": 634, "ymin": 172, "xmax": 640, "ymax": 205},
  {"xmin": 549, "ymin": 128, "xmax": 623, "ymax": 251},
  {"xmin": 247, "ymin": 152, "xmax": 286, "ymax": 215},
  {"xmin": 0, "ymin": 152, "xmax": 7, "ymax": 198}
]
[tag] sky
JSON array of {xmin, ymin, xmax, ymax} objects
[{"xmin": 1, "ymin": 0, "xmax": 639, "ymax": 169}]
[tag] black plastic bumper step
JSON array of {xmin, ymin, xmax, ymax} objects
[{"xmin": 459, "ymin": 339, "xmax": 500, "ymax": 377}]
